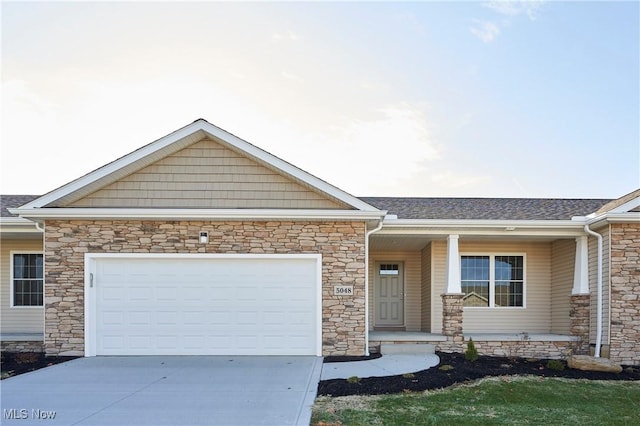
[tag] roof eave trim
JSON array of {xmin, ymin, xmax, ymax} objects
[
  {"xmin": 10, "ymin": 208, "xmax": 387, "ymax": 221},
  {"xmin": 19, "ymin": 120, "xmax": 379, "ymax": 212},
  {"xmin": 0, "ymin": 217, "xmax": 42, "ymax": 233},
  {"xmin": 587, "ymin": 212, "xmax": 640, "ymax": 228},
  {"xmin": 382, "ymin": 218, "xmax": 587, "ymax": 229}
]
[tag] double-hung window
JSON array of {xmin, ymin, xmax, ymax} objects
[
  {"xmin": 461, "ymin": 254, "xmax": 524, "ymax": 308},
  {"xmin": 12, "ymin": 253, "xmax": 44, "ymax": 307}
]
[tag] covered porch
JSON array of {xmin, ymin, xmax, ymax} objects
[{"xmin": 367, "ymin": 224, "xmax": 593, "ymax": 359}]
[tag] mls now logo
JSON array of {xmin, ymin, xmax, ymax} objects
[{"xmin": 4, "ymin": 408, "xmax": 57, "ymax": 420}]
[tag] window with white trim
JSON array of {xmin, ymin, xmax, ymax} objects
[
  {"xmin": 12, "ymin": 253, "xmax": 44, "ymax": 307},
  {"xmin": 461, "ymin": 255, "xmax": 524, "ymax": 308}
]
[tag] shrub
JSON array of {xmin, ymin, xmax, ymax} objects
[
  {"xmin": 347, "ymin": 376, "xmax": 361, "ymax": 384},
  {"xmin": 465, "ymin": 338, "xmax": 479, "ymax": 362},
  {"xmin": 546, "ymin": 359, "xmax": 565, "ymax": 371}
]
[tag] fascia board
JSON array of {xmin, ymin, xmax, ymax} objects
[
  {"xmin": 587, "ymin": 212, "xmax": 640, "ymax": 228},
  {"xmin": 10, "ymin": 208, "xmax": 386, "ymax": 221},
  {"xmin": 20, "ymin": 120, "xmax": 379, "ymax": 213},
  {"xmin": 0, "ymin": 218, "xmax": 41, "ymax": 234},
  {"xmin": 379, "ymin": 219, "xmax": 587, "ymax": 237},
  {"xmin": 606, "ymin": 197, "xmax": 640, "ymax": 214}
]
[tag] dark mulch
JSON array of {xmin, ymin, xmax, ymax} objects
[
  {"xmin": 318, "ymin": 351, "xmax": 640, "ymax": 396},
  {"xmin": 1, "ymin": 352, "xmax": 78, "ymax": 379}
]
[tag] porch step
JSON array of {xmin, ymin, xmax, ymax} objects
[{"xmin": 381, "ymin": 343, "xmax": 436, "ymax": 355}]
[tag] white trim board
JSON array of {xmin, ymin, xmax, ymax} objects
[{"xmin": 11, "ymin": 207, "xmax": 385, "ymax": 221}]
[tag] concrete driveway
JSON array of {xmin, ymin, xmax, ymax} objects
[{"xmin": 1, "ymin": 356, "xmax": 322, "ymax": 426}]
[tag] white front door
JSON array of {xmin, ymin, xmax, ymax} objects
[
  {"xmin": 374, "ymin": 262, "xmax": 404, "ymax": 327},
  {"xmin": 85, "ymin": 254, "xmax": 321, "ymax": 356}
]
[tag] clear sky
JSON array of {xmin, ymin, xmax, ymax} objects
[{"xmin": 2, "ymin": 1, "xmax": 638, "ymax": 199}]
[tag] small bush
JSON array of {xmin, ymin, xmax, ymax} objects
[
  {"xmin": 346, "ymin": 376, "xmax": 361, "ymax": 383},
  {"xmin": 546, "ymin": 360, "xmax": 565, "ymax": 371},
  {"xmin": 465, "ymin": 338, "xmax": 479, "ymax": 362},
  {"xmin": 438, "ymin": 364, "xmax": 454, "ymax": 371}
]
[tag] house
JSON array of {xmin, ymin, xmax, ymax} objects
[{"xmin": 2, "ymin": 119, "xmax": 638, "ymax": 365}]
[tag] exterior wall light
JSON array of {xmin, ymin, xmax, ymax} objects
[{"xmin": 199, "ymin": 231, "xmax": 209, "ymax": 244}]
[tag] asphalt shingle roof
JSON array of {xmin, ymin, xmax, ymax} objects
[
  {"xmin": 359, "ymin": 197, "xmax": 612, "ymax": 221},
  {"xmin": 0, "ymin": 194, "xmax": 613, "ymax": 221},
  {"xmin": 1, "ymin": 195, "xmax": 40, "ymax": 217}
]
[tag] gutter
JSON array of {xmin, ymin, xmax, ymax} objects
[
  {"xmin": 584, "ymin": 224, "xmax": 603, "ymax": 358},
  {"xmin": 364, "ymin": 218, "xmax": 384, "ymax": 356}
]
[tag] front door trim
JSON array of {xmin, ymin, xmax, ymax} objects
[{"xmin": 374, "ymin": 261, "xmax": 405, "ymax": 328}]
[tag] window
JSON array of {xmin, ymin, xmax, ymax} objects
[
  {"xmin": 379, "ymin": 264, "xmax": 399, "ymax": 275},
  {"xmin": 461, "ymin": 254, "xmax": 524, "ymax": 308},
  {"xmin": 12, "ymin": 253, "xmax": 43, "ymax": 307}
]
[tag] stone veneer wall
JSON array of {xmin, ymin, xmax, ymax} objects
[
  {"xmin": 430, "ymin": 293, "xmax": 584, "ymax": 359},
  {"xmin": 609, "ymin": 223, "xmax": 640, "ymax": 365},
  {"xmin": 462, "ymin": 340, "xmax": 576, "ymax": 359},
  {"xmin": 440, "ymin": 294, "xmax": 464, "ymax": 352},
  {"xmin": 1, "ymin": 341, "xmax": 44, "ymax": 353},
  {"xmin": 569, "ymin": 294, "xmax": 590, "ymax": 355},
  {"xmin": 44, "ymin": 220, "xmax": 366, "ymax": 356}
]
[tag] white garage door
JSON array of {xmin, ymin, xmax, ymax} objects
[{"xmin": 85, "ymin": 254, "xmax": 321, "ymax": 356}]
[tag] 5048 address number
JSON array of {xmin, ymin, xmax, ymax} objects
[{"xmin": 334, "ymin": 285, "xmax": 353, "ymax": 295}]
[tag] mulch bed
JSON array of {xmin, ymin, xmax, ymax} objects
[
  {"xmin": 1, "ymin": 352, "xmax": 78, "ymax": 379},
  {"xmin": 318, "ymin": 351, "xmax": 640, "ymax": 396}
]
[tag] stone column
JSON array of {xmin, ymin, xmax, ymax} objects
[
  {"xmin": 442, "ymin": 294, "xmax": 464, "ymax": 345},
  {"xmin": 569, "ymin": 294, "xmax": 590, "ymax": 354}
]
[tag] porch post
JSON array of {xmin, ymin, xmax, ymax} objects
[
  {"xmin": 572, "ymin": 236, "xmax": 589, "ymax": 295},
  {"xmin": 442, "ymin": 234, "xmax": 464, "ymax": 348},
  {"xmin": 445, "ymin": 235, "xmax": 461, "ymax": 294},
  {"xmin": 571, "ymin": 236, "xmax": 590, "ymax": 354}
]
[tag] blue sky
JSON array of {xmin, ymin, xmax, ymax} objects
[{"xmin": 2, "ymin": 1, "xmax": 638, "ymax": 199}]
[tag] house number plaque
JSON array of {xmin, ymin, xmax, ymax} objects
[{"xmin": 334, "ymin": 285, "xmax": 353, "ymax": 295}]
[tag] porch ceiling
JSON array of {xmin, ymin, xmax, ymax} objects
[{"xmin": 369, "ymin": 235, "xmax": 435, "ymax": 251}]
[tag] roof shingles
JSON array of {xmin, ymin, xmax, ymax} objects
[
  {"xmin": 1, "ymin": 195, "xmax": 40, "ymax": 217},
  {"xmin": 359, "ymin": 197, "xmax": 611, "ymax": 221},
  {"xmin": 1, "ymin": 194, "xmax": 613, "ymax": 221}
]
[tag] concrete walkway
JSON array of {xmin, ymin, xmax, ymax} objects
[
  {"xmin": 1, "ymin": 356, "xmax": 322, "ymax": 426},
  {"xmin": 321, "ymin": 353, "xmax": 440, "ymax": 380}
]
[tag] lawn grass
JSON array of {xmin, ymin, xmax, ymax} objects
[{"xmin": 312, "ymin": 377, "xmax": 640, "ymax": 425}]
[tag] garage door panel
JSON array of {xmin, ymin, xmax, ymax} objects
[{"xmin": 92, "ymin": 256, "xmax": 319, "ymax": 355}]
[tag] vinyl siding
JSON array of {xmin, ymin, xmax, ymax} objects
[
  {"xmin": 69, "ymin": 138, "xmax": 346, "ymax": 209},
  {"xmin": 1, "ymin": 238, "xmax": 44, "ymax": 334},
  {"xmin": 433, "ymin": 240, "xmax": 554, "ymax": 333},
  {"xmin": 589, "ymin": 226, "xmax": 610, "ymax": 344},
  {"xmin": 368, "ymin": 250, "xmax": 422, "ymax": 331},
  {"xmin": 550, "ymin": 239, "xmax": 575, "ymax": 334},
  {"xmin": 420, "ymin": 243, "xmax": 432, "ymax": 332}
]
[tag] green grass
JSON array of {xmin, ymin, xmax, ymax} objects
[{"xmin": 312, "ymin": 377, "xmax": 640, "ymax": 425}]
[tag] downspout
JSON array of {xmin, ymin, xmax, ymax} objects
[
  {"xmin": 584, "ymin": 224, "xmax": 603, "ymax": 357},
  {"xmin": 364, "ymin": 218, "xmax": 384, "ymax": 356}
]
